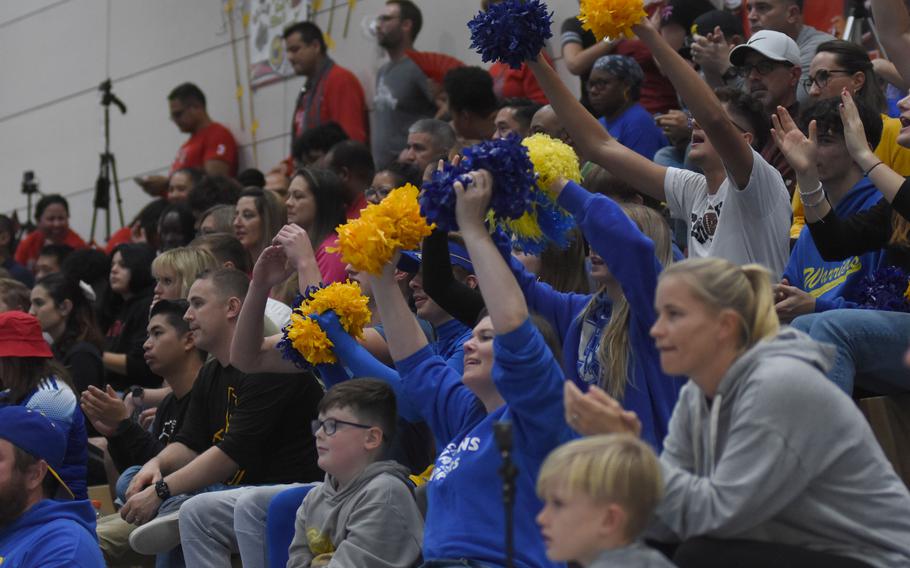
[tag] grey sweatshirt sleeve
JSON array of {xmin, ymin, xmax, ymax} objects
[
  {"xmin": 326, "ymin": 478, "xmax": 423, "ymax": 568},
  {"xmin": 287, "ymin": 494, "xmax": 316, "ymax": 568},
  {"xmin": 654, "ymin": 375, "xmax": 813, "ymax": 540}
]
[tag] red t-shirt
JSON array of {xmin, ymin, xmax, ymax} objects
[
  {"xmin": 489, "ymin": 61, "xmax": 549, "ymax": 105},
  {"xmin": 15, "ymin": 228, "xmax": 87, "ymax": 270},
  {"xmin": 170, "ymin": 122, "xmax": 238, "ymax": 176},
  {"xmin": 345, "ymin": 193, "xmax": 368, "ymax": 221},
  {"xmin": 294, "ymin": 63, "xmax": 368, "ymax": 144},
  {"xmin": 104, "ymin": 226, "xmax": 133, "ymax": 254}
]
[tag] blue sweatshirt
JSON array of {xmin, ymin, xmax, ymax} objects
[
  {"xmin": 784, "ymin": 177, "xmax": 885, "ymax": 312},
  {"xmin": 508, "ymin": 181, "xmax": 685, "ymax": 452},
  {"xmin": 433, "ymin": 318, "xmax": 473, "ymax": 373},
  {"xmin": 599, "ymin": 103, "xmax": 668, "ymax": 160},
  {"xmin": 395, "ymin": 318, "xmax": 576, "ymax": 568},
  {"xmin": 1, "ymin": 376, "xmax": 89, "ymax": 500},
  {"xmin": 0, "ymin": 499, "xmax": 104, "ymax": 567}
]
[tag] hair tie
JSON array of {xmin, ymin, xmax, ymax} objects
[{"xmin": 78, "ymin": 280, "xmax": 96, "ymax": 302}]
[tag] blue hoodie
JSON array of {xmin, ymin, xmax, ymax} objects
[
  {"xmin": 508, "ymin": 181, "xmax": 686, "ymax": 452},
  {"xmin": 395, "ymin": 318, "xmax": 576, "ymax": 568},
  {"xmin": 784, "ymin": 177, "xmax": 885, "ymax": 312},
  {"xmin": 0, "ymin": 499, "xmax": 104, "ymax": 567}
]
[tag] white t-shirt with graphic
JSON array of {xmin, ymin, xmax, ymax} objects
[{"xmin": 664, "ymin": 148, "xmax": 792, "ymax": 278}]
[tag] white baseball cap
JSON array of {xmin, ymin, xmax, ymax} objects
[{"xmin": 729, "ymin": 30, "xmax": 800, "ymax": 68}]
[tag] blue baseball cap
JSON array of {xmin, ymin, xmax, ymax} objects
[
  {"xmin": 397, "ymin": 241, "xmax": 474, "ymax": 274},
  {"xmin": 0, "ymin": 406, "xmax": 74, "ymax": 499}
]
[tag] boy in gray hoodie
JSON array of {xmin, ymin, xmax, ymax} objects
[{"xmin": 287, "ymin": 378, "xmax": 423, "ymax": 568}]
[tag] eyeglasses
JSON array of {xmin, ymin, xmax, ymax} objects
[
  {"xmin": 587, "ymin": 78, "xmax": 619, "ymax": 91},
  {"xmin": 365, "ymin": 186, "xmax": 393, "ymax": 202},
  {"xmin": 737, "ymin": 60, "xmax": 792, "ymax": 77},
  {"xmin": 311, "ymin": 417, "xmax": 372, "ymax": 436},
  {"xmin": 802, "ymin": 69, "xmax": 852, "ymax": 90}
]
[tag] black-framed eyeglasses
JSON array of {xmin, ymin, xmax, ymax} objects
[
  {"xmin": 311, "ymin": 417, "xmax": 372, "ymax": 436},
  {"xmin": 737, "ymin": 60, "xmax": 792, "ymax": 77},
  {"xmin": 802, "ymin": 69, "xmax": 852, "ymax": 90}
]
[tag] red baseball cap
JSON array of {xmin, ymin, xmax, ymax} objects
[{"xmin": 0, "ymin": 311, "xmax": 53, "ymax": 358}]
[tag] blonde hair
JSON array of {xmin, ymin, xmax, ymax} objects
[
  {"xmin": 890, "ymin": 211, "xmax": 910, "ymax": 248},
  {"xmin": 660, "ymin": 257, "xmax": 779, "ymax": 350},
  {"xmin": 152, "ymin": 247, "xmax": 220, "ymax": 298},
  {"xmin": 582, "ymin": 203, "xmax": 674, "ymax": 399},
  {"xmin": 537, "ymin": 434, "xmax": 662, "ymax": 539}
]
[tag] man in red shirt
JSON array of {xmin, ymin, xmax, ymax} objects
[
  {"xmin": 284, "ymin": 22, "xmax": 368, "ymax": 145},
  {"xmin": 136, "ymin": 83, "xmax": 238, "ymax": 197}
]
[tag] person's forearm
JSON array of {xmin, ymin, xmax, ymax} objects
[
  {"xmin": 872, "ymin": 58, "xmax": 910, "ymax": 92},
  {"xmin": 154, "ymin": 442, "xmax": 198, "ymax": 476},
  {"xmin": 230, "ymin": 280, "xmax": 270, "ymax": 372},
  {"xmin": 162, "ymin": 446, "xmax": 238, "ymax": 496},
  {"xmin": 853, "ymin": 150, "xmax": 906, "ymax": 203},
  {"xmin": 796, "ymin": 170, "xmax": 831, "ymax": 223},
  {"xmin": 563, "ymin": 40, "xmax": 615, "ymax": 76},
  {"xmin": 370, "ymin": 272, "xmax": 429, "ymax": 362},
  {"xmin": 102, "ymin": 352, "xmax": 128, "ymax": 375},
  {"xmin": 296, "ymin": 257, "xmax": 322, "ymax": 289},
  {"xmin": 459, "ymin": 224, "xmax": 528, "ymax": 334},
  {"xmin": 872, "ymin": 0, "xmax": 910, "ymax": 81}
]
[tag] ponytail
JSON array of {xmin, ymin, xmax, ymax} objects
[{"xmin": 660, "ymin": 258, "xmax": 779, "ymax": 351}]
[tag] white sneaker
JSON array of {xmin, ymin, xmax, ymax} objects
[{"xmin": 129, "ymin": 510, "xmax": 181, "ymax": 555}]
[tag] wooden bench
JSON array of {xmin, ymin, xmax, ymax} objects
[{"xmin": 857, "ymin": 394, "xmax": 910, "ymax": 488}]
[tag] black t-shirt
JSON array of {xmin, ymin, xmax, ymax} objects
[
  {"xmin": 173, "ymin": 361, "xmax": 324, "ymax": 485},
  {"xmin": 104, "ymin": 293, "xmax": 162, "ymax": 390},
  {"xmin": 107, "ymin": 389, "xmax": 192, "ymax": 472}
]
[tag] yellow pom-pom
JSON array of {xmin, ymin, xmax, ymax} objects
[
  {"xmin": 579, "ymin": 0, "xmax": 647, "ymax": 40},
  {"xmin": 332, "ymin": 184, "xmax": 434, "ymax": 276},
  {"xmin": 499, "ymin": 210, "xmax": 544, "ymax": 241},
  {"xmin": 307, "ymin": 281, "xmax": 372, "ymax": 338},
  {"xmin": 283, "ymin": 282, "xmax": 372, "ymax": 365},
  {"xmin": 904, "ymin": 279, "xmax": 910, "ymax": 301},
  {"xmin": 286, "ymin": 312, "xmax": 337, "ymax": 365},
  {"xmin": 522, "ymin": 133, "xmax": 581, "ymax": 195}
]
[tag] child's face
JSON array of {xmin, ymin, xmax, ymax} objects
[
  {"xmin": 313, "ymin": 406, "xmax": 375, "ymax": 480},
  {"xmin": 536, "ymin": 483, "xmax": 612, "ymax": 566}
]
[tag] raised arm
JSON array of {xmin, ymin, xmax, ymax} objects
[
  {"xmin": 369, "ymin": 255, "xmax": 430, "ymax": 363},
  {"xmin": 231, "ymin": 246, "xmax": 298, "ymax": 374},
  {"xmin": 526, "ymin": 57, "xmax": 668, "ymax": 201},
  {"xmin": 420, "ymin": 228, "xmax": 485, "ymax": 327},
  {"xmin": 770, "ymin": 106, "xmax": 827, "ymax": 222},
  {"xmin": 872, "ymin": 0, "xmax": 910, "ymax": 83},
  {"xmin": 453, "ymin": 170, "xmax": 527, "ymax": 334},
  {"xmin": 633, "ymin": 20, "xmax": 754, "ymax": 188}
]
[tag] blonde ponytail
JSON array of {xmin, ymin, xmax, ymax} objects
[{"xmin": 661, "ymin": 258, "xmax": 779, "ymax": 351}]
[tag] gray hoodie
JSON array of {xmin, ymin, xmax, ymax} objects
[
  {"xmin": 649, "ymin": 328, "xmax": 910, "ymax": 568},
  {"xmin": 588, "ymin": 542, "xmax": 676, "ymax": 567},
  {"xmin": 287, "ymin": 460, "xmax": 423, "ymax": 568}
]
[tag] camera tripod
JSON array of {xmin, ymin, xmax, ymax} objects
[
  {"xmin": 843, "ymin": 0, "xmax": 887, "ymax": 58},
  {"xmin": 91, "ymin": 79, "xmax": 126, "ymax": 244}
]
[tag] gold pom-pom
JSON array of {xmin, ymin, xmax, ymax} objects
[
  {"xmin": 522, "ymin": 133, "xmax": 582, "ymax": 195},
  {"xmin": 578, "ymin": 0, "xmax": 647, "ymax": 41},
  {"xmin": 332, "ymin": 184, "xmax": 434, "ymax": 276},
  {"xmin": 283, "ymin": 281, "xmax": 372, "ymax": 365}
]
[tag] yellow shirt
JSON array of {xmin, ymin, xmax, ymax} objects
[{"xmin": 790, "ymin": 114, "xmax": 910, "ymax": 239}]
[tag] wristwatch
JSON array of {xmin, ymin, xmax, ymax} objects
[{"xmin": 154, "ymin": 479, "xmax": 172, "ymax": 501}]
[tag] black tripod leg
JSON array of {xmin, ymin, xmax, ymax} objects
[{"xmin": 108, "ymin": 153, "xmax": 125, "ymax": 229}]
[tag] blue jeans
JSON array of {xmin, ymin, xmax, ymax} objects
[{"xmin": 790, "ymin": 310, "xmax": 910, "ymax": 394}]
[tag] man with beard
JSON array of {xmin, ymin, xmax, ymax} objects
[{"xmin": 0, "ymin": 406, "xmax": 104, "ymax": 566}]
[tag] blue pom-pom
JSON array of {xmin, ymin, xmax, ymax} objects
[
  {"xmin": 461, "ymin": 135, "xmax": 536, "ymax": 219},
  {"xmin": 857, "ymin": 266, "xmax": 910, "ymax": 313},
  {"xmin": 419, "ymin": 161, "xmax": 461, "ymax": 233},
  {"xmin": 420, "ymin": 135, "xmax": 537, "ymax": 232},
  {"xmin": 468, "ymin": 0, "xmax": 554, "ymax": 69}
]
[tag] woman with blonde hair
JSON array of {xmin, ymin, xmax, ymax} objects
[
  {"xmin": 573, "ymin": 256, "xmax": 910, "ymax": 567},
  {"xmin": 151, "ymin": 246, "xmax": 219, "ymax": 302},
  {"xmin": 509, "ymin": 177, "xmax": 685, "ymax": 452}
]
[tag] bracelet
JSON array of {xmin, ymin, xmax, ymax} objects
[
  {"xmin": 863, "ymin": 161, "xmax": 884, "ymax": 176},
  {"xmin": 798, "ymin": 181, "xmax": 824, "ymax": 198},
  {"xmin": 800, "ymin": 186, "xmax": 827, "ymax": 208}
]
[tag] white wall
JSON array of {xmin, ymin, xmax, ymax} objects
[{"xmin": 0, "ymin": 0, "xmax": 582, "ymax": 244}]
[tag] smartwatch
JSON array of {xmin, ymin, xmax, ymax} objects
[{"xmin": 154, "ymin": 479, "xmax": 172, "ymax": 501}]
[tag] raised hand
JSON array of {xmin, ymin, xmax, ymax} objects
[
  {"xmin": 691, "ymin": 26, "xmax": 733, "ymax": 78},
  {"xmin": 273, "ymin": 223, "xmax": 317, "ymax": 268},
  {"xmin": 453, "ymin": 169, "xmax": 493, "ymax": 232},
  {"xmin": 80, "ymin": 385, "xmax": 130, "ymax": 437},
  {"xmin": 839, "ymin": 88, "xmax": 878, "ymax": 169},
  {"xmin": 771, "ymin": 105, "xmax": 818, "ymax": 176},
  {"xmin": 251, "ymin": 245, "xmax": 294, "ymax": 289}
]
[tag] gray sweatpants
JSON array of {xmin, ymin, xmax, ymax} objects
[{"xmin": 178, "ymin": 483, "xmax": 311, "ymax": 568}]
